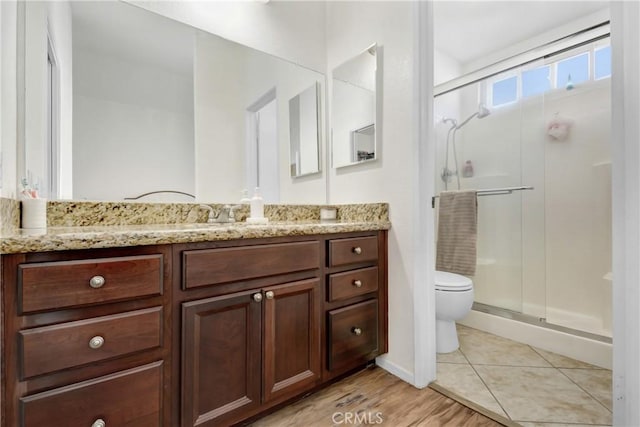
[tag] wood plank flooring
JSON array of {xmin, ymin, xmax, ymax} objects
[{"xmin": 251, "ymin": 367, "xmax": 505, "ymax": 427}]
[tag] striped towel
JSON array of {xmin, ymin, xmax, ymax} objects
[{"xmin": 436, "ymin": 190, "xmax": 478, "ymax": 276}]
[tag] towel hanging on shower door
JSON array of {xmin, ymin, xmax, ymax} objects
[{"xmin": 436, "ymin": 190, "xmax": 478, "ymax": 276}]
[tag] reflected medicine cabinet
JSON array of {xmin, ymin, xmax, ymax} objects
[
  {"xmin": 289, "ymin": 82, "xmax": 322, "ymax": 178},
  {"xmin": 331, "ymin": 43, "xmax": 379, "ymax": 169}
]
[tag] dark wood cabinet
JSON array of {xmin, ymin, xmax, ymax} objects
[
  {"xmin": 1, "ymin": 245, "xmax": 172, "ymax": 427},
  {"xmin": 1, "ymin": 231, "xmax": 387, "ymax": 427},
  {"xmin": 263, "ymin": 278, "xmax": 321, "ymax": 403},
  {"xmin": 181, "ymin": 291, "xmax": 262, "ymax": 427}
]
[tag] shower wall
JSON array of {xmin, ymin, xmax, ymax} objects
[{"xmin": 435, "ymin": 50, "xmax": 612, "ymax": 337}]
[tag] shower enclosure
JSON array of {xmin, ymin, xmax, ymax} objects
[{"xmin": 434, "ymin": 35, "xmax": 612, "ymax": 339}]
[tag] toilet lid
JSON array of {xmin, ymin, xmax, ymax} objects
[{"xmin": 435, "ymin": 271, "xmax": 473, "ymax": 291}]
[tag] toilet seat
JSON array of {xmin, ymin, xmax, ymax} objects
[{"xmin": 435, "ymin": 270, "xmax": 473, "ymax": 291}]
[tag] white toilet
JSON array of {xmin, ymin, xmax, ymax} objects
[{"xmin": 435, "ymin": 270, "xmax": 474, "ymax": 353}]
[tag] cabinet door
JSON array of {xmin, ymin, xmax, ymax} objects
[
  {"xmin": 263, "ymin": 278, "xmax": 321, "ymax": 403},
  {"xmin": 181, "ymin": 291, "xmax": 262, "ymax": 427}
]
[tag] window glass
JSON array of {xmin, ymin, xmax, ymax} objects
[
  {"xmin": 594, "ymin": 45, "xmax": 611, "ymax": 79},
  {"xmin": 492, "ymin": 76, "xmax": 517, "ymax": 106},
  {"xmin": 556, "ymin": 52, "xmax": 589, "ymax": 87},
  {"xmin": 522, "ymin": 66, "xmax": 550, "ymax": 98}
]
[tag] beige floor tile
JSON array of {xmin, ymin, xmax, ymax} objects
[
  {"xmin": 560, "ymin": 368, "xmax": 613, "ymax": 411},
  {"xmin": 436, "ymin": 349, "xmax": 468, "ymax": 364},
  {"xmin": 474, "ymin": 365, "xmax": 612, "ymax": 425},
  {"xmin": 458, "ymin": 327, "xmax": 552, "ymax": 367},
  {"xmin": 532, "ymin": 347, "xmax": 604, "ymax": 369},
  {"xmin": 435, "ymin": 362, "xmax": 507, "ymax": 418}
]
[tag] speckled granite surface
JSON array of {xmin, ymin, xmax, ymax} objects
[
  {"xmin": 0, "ymin": 200, "xmax": 390, "ymax": 254},
  {"xmin": 0, "ymin": 198, "xmax": 20, "ymax": 231},
  {"xmin": 0, "ymin": 220, "xmax": 391, "ymax": 254},
  {"xmin": 46, "ymin": 201, "xmax": 389, "ymax": 226}
]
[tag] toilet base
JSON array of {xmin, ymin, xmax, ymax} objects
[{"xmin": 436, "ymin": 319, "xmax": 460, "ymax": 353}]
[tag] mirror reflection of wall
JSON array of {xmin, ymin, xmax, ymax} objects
[
  {"xmin": 289, "ymin": 82, "xmax": 321, "ymax": 178},
  {"xmin": 22, "ymin": 0, "xmax": 327, "ymax": 203},
  {"xmin": 331, "ymin": 44, "xmax": 378, "ymax": 169}
]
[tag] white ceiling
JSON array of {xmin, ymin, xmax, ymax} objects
[{"xmin": 434, "ymin": 1, "xmax": 609, "ymax": 65}]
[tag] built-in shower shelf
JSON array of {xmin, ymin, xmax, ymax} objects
[{"xmin": 476, "ymin": 258, "xmax": 497, "ymax": 266}]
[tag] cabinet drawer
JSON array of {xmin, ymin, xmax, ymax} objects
[
  {"xmin": 328, "ymin": 299, "xmax": 378, "ymax": 371},
  {"xmin": 328, "ymin": 267, "xmax": 379, "ymax": 302},
  {"xmin": 183, "ymin": 241, "xmax": 320, "ymax": 289},
  {"xmin": 19, "ymin": 307, "xmax": 162, "ymax": 379},
  {"xmin": 21, "ymin": 361, "xmax": 162, "ymax": 427},
  {"xmin": 18, "ymin": 254, "xmax": 163, "ymax": 314},
  {"xmin": 328, "ymin": 236, "xmax": 378, "ymax": 267}
]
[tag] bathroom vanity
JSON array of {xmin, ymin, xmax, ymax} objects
[{"xmin": 0, "ymin": 218, "xmax": 388, "ymax": 426}]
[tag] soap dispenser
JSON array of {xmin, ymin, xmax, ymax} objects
[
  {"xmin": 247, "ymin": 187, "xmax": 268, "ymax": 224},
  {"xmin": 240, "ymin": 189, "xmax": 251, "ymax": 204}
]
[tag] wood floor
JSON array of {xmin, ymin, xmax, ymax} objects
[{"xmin": 251, "ymin": 367, "xmax": 505, "ymax": 427}]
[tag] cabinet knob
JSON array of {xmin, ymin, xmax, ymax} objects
[
  {"xmin": 352, "ymin": 327, "xmax": 363, "ymax": 336},
  {"xmin": 89, "ymin": 275, "xmax": 105, "ymax": 289},
  {"xmin": 353, "ymin": 247, "xmax": 362, "ymax": 255},
  {"xmin": 92, "ymin": 419, "xmax": 106, "ymax": 427},
  {"xmin": 265, "ymin": 291, "xmax": 275, "ymax": 300},
  {"xmin": 353, "ymin": 280, "xmax": 363, "ymax": 288},
  {"xmin": 253, "ymin": 293, "xmax": 263, "ymax": 303},
  {"xmin": 89, "ymin": 336, "xmax": 105, "ymax": 349}
]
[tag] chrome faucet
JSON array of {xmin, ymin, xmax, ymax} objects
[
  {"xmin": 199, "ymin": 204, "xmax": 242, "ymax": 223},
  {"xmin": 215, "ymin": 205, "xmax": 242, "ymax": 223},
  {"xmin": 199, "ymin": 205, "xmax": 216, "ymax": 223}
]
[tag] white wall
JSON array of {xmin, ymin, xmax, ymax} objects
[
  {"xmin": 195, "ymin": 32, "xmax": 326, "ymax": 204},
  {"xmin": 327, "ymin": 1, "xmax": 416, "ymax": 379},
  {"xmin": 124, "ymin": 0, "xmax": 326, "ymax": 73},
  {"xmin": 1, "ymin": 0, "xmax": 18, "ymax": 198},
  {"xmin": 73, "ymin": 48, "xmax": 194, "ymax": 200},
  {"xmin": 24, "ymin": 0, "xmax": 72, "ymax": 199}
]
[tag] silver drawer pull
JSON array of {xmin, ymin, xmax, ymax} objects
[
  {"xmin": 353, "ymin": 247, "xmax": 362, "ymax": 255},
  {"xmin": 253, "ymin": 293, "xmax": 263, "ymax": 303},
  {"xmin": 89, "ymin": 336, "xmax": 105, "ymax": 349},
  {"xmin": 352, "ymin": 327, "xmax": 362, "ymax": 336},
  {"xmin": 353, "ymin": 280, "xmax": 363, "ymax": 288},
  {"xmin": 92, "ymin": 419, "xmax": 106, "ymax": 427},
  {"xmin": 265, "ymin": 291, "xmax": 275, "ymax": 300},
  {"xmin": 89, "ymin": 275, "xmax": 105, "ymax": 289}
]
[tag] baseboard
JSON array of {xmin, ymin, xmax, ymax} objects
[{"xmin": 375, "ymin": 356, "xmax": 415, "ymax": 385}]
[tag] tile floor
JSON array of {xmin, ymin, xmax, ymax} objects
[{"xmin": 436, "ymin": 324, "xmax": 612, "ymax": 426}]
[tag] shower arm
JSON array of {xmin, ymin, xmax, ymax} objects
[{"xmin": 456, "ymin": 112, "xmax": 479, "ymax": 130}]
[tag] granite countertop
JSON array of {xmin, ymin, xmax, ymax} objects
[{"xmin": 0, "ymin": 220, "xmax": 391, "ymax": 254}]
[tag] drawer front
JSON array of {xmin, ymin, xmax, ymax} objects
[
  {"xmin": 19, "ymin": 254, "xmax": 163, "ymax": 314},
  {"xmin": 183, "ymin": 241, "xmax": 320, "ymax": 289},
  {"xmin": 328, "ymin": 299, "xmax": 379, "ymax": 371},
  {"xmin": 21, "ymin": 361, "xmax": 162, "ymax": 427},
  {"xmin": 328, "ymin": 267, "xmax": 379, "ymax": 302},
  {"xmin": 329, "ymin": 236, "xmax": 378, "ymax": 267},
  {"xmin": 20, "ymin": 307, "xmax": 162, "ymax": 379}
]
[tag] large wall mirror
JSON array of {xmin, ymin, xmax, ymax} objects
[
  {"xmin": 22, "ymin": 1, "xmax": 326, "ymax": 203},
  {"xmin": 331, "ymin": 44, "xmax": 379, "ymax": 169}
]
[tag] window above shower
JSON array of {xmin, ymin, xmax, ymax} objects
[{"xmin": 486, "ymin": 38, "xmax": 611, "ymax": 109}]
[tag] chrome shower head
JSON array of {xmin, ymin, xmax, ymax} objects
[
  {"xmin": 456, "ymin": 104, "xmax": 491, "ymax": 130},
  {"xmin": 477, "ymin": 104, "xmax": 491, "ymax": 119}
]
